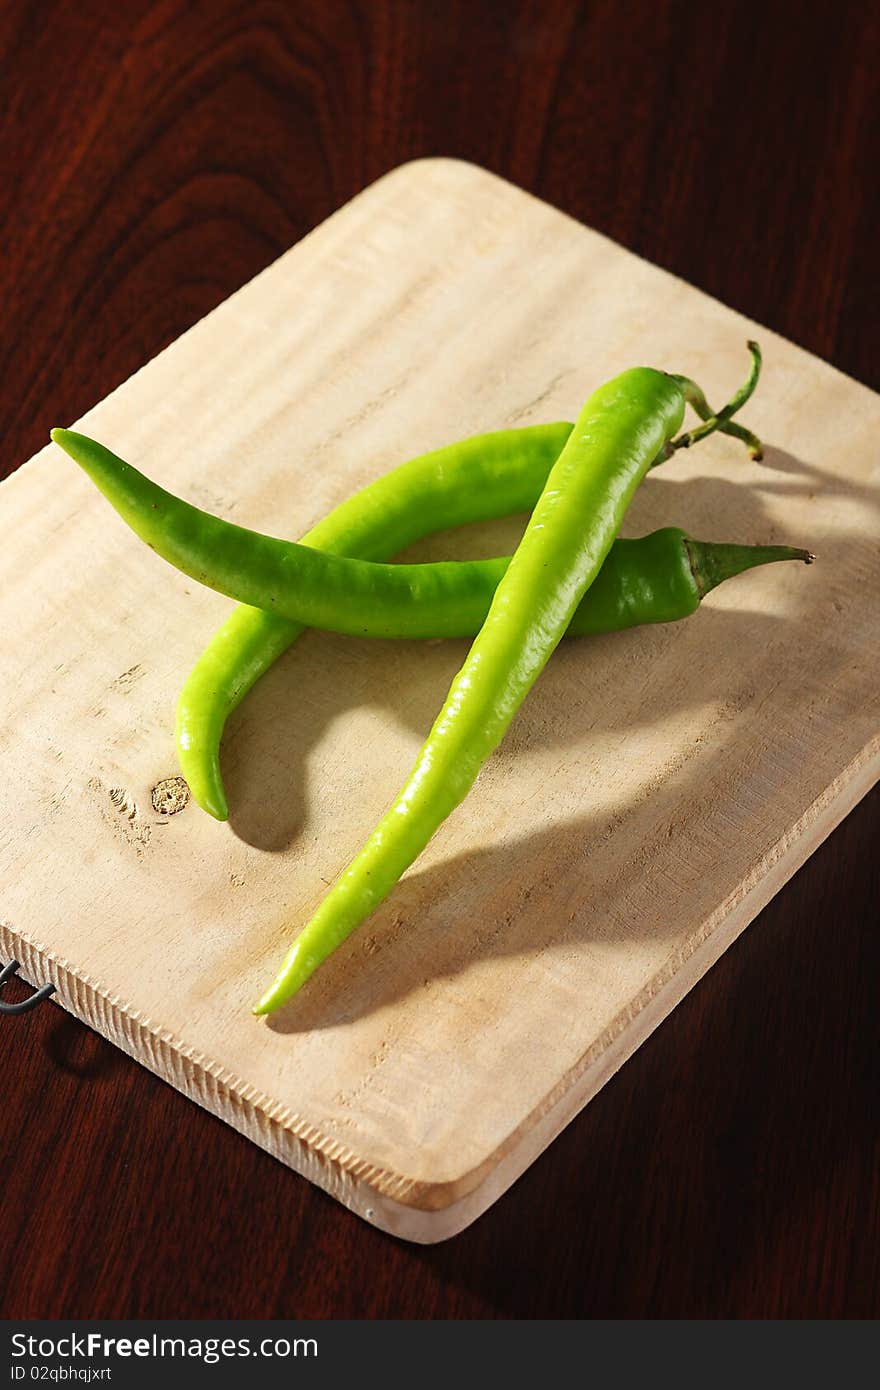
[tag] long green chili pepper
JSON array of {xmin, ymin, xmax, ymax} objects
[
  {"xmin": 50, "ymin": 346, "xmax": 762, "ymax": 639},
  {"xmin": 49, "ymin": 424, "xmax": 806, "ymax": 645},
  {"xmin": 52, "ymin": 425, "xmax": 809, "ymax": 637},
  {"xmin": 52, "ymin": 427, "xmax": 619, "ymax": 636},
  {"xmin": 53, "ymin": 430, "xmax": 770, "ymax": 646},
  {"xmin": 249, "ymin": 351, "xmax": 760, "ymax": 1014}
]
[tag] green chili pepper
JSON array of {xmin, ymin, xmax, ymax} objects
[
  {"xmin": 49, "ymin": 419, "xmax": 808, "ymax": 643},
  {"xmin": 49, "ymin": 421, "xmax": 806, "ymax": 643},
  {"xmin": 249, "ymin": 351, "xmax": 763, "ymax": 1014},
  {"xmin": 53, "ymin": 433, "xmax": 733, "ymax": 642},
  {"xmin": 49, "ymin": 351, "xmax": 763, "ymax": 644},
  {"xmin": 175, "ymin": 396, "xmax": 761, "ymax": 823}
]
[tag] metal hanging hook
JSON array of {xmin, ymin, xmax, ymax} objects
[{"xmin": 0, "ymin": 958, "xmax": 55, "ymax": 1016}]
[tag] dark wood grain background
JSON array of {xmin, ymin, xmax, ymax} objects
[{"xmin": 1, "ymin": 0, "xmax": 877, "ymax": 1320}]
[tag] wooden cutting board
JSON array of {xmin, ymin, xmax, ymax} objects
[{"xmin": 1, "ymin": 160, "xmax": 877, "ymax": 1243}]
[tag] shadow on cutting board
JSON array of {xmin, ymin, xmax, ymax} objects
[
  {"xmin": 256, "ymin": 642, "xmax": 810, "ymax": 1037},
  {"xmin": 221, "ymin": 448, "xmax": 865, "ymax": 852}
]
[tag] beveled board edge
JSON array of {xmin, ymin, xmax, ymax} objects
[{"xmin": 4, "ymin": 735, "xmax": 876, "ymax": 1243}]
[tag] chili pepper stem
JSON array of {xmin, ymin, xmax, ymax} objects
[
  {"xmin": 685, "ymin": 539, "xmax": 814, "ymax": 598},
  {"xmin": 670, "ymin": 341, "xmax": 764, "ymax": 460}
]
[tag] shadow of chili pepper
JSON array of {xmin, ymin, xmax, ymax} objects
[{"xmin": 222, "ymin": 454, "xmax": 842, "ymax": 853}]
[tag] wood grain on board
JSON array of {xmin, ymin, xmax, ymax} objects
[{"xmin": 1, "ymin": 159, "xmax": 877, "ymax": 1241}]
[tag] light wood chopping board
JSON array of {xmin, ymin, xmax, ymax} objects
[{"xmin": 1, "ymin": 160, "xmax": 877, "ymax": 1242}]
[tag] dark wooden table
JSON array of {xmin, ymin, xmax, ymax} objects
[{"xmin": 1, "ymin": 0, "xmax": 877, "ymax": 1320}]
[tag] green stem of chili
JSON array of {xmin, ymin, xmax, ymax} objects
[
  {"xmin": 685, "ymin": 537, "xmax": 813, "ymax": 597},
  {"xmin": 672, "ymin": 341, "xmax": 763, "ymax": 456}
]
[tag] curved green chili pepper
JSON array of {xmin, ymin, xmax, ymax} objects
[
  {"xmin": 243, "ymin": 526, "xmax": 806, "ymax": 642},
  {"xmin": 49, "ymin": 428, "xmax": 807, "ymax": 651},
  {"xmin": 54, "ymin": 429, "xmax": 766, "ymax": 645},
  {"xmin": 50, "ymin": 345, "xmax": 763, "ymax": 641},
  {"xmin": 47, "ymin": 422, "xmax": 806, "ymax": 639},
  {"xmin": 52, "ymin": 426, "xmax": 618, "ymax": 635},
  {"xmin": 251, "ymin": 360, "xmax": 739, "ymax": 1014}
]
